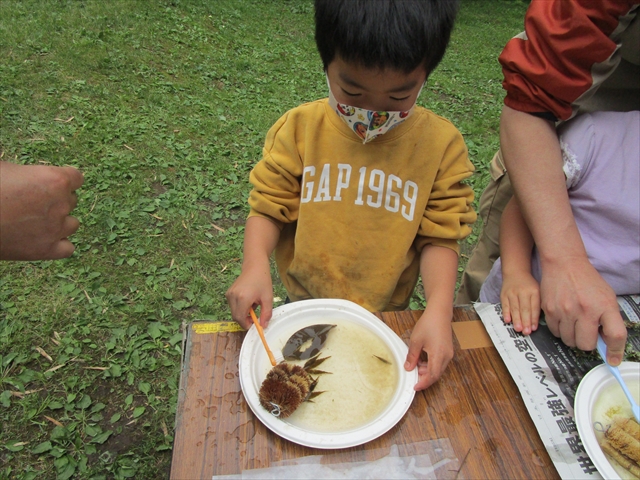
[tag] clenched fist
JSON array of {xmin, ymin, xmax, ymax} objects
[{"xmin": 1, "ymin": 161, "xmax": 84, "ymax": 260}]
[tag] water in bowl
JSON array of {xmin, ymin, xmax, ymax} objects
[{"xmin": 282, "ymin": 318, "xmax": 399, "ymax": 433}]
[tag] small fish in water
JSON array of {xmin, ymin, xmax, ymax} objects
[
  {"xmin": 282, "ymin": 324, "xmax": 336, "ymax": 360},
  {"xmin": 373, "ymin": 354, "xmax": 391, "ymax": 365},
  {"xmin": 258, "ymin": 354, "xmax": 332, "ymax": 418}
]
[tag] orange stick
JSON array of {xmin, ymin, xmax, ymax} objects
[{"xmin": 250, "ymin": 308, "xmax": 277, "ymax": 366}]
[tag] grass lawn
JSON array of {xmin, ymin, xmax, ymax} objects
[{"xmin": 0, "ymin": 1, "xmax": 528, "ymax": 478}]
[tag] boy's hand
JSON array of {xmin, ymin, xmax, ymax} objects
[
  {"xmin": 225, "ymin": 263, "xmax": 273, "ymax": 330},
  {"xmin": 226, "ymin": 216, "xmax": 281, "ymax": 330},
  {"xmin": 404, "ymin": 310, "xmax": 454, "ymax": 391},
  {"xmin": 500, "ymin": 271, "xmax": 540, "ymax": 335}
]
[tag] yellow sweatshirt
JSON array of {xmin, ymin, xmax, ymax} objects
[{"xmin": 249, "ymin": 99, "xmax": 476, "ymax": 312}]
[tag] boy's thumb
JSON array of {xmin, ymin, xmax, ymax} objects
[
  {"xmin": 258, "ymin": 300, "xmax": 273, "ymax": 327},
  {"xmin": 404, "ymin": 346, "xmax": 419, "ymax": 371}
]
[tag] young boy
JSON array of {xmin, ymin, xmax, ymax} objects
[
  {"xmin": 226, "ymin": 0, "xmax": 476, "ymax": 391},
  {"xmin": 479, "ymin": 111, "xmax": 640, "ymax": 336}
]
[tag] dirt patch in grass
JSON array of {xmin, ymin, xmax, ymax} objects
[{"xmin": 152, "ymin": 181, "xmax": 168, "ymax": 195}]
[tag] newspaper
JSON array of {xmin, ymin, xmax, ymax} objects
[{"xmin": 474, "ymin": 295, "xmax": 640, "ymax": 480}]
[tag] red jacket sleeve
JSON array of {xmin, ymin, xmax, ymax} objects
[{"xmin": 500, "ymin": 0, "xmax": 640, "ymax": 121}]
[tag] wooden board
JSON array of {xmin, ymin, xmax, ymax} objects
[{"xmin": 170, "ymin": 306, "xmax": 560, "ymax": 479}]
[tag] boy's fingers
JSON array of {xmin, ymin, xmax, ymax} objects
[
  {"xmin": 226, "ymin": 293, "xmax": 255, "ymax": 329},
  {"xmin": 404, "ymin": 343, "xmax": 421, "ymax": 371},
  {"xmin": 231, "ymin": 306, "xmax": 250, "ymax": 330},
  {"xmin": 415, "ymin": 357, "xmax": 444, "ymax": 391},
  {"xmin": 414, "ymin": 375, "xmax": 431, "ymax": 391},
  {"xmin": 258, "ymin": 300, "xmax": 273, "ymax": 328},
  {"xmin": 413, "ymin": 363, "xmax": 430, "ymax": 390},
  {"xmin": 238, "ymin": 303, "xmax": 254, "ymax": 330},
  {"xmin": 240, "ymin": 315, "xmax": 253, "ymax": 330}
]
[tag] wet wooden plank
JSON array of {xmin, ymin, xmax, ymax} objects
[{"xmin": 170, "ymin": 306, "xmax": 559, "ymax": 479}]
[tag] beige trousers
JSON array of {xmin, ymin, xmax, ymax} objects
[{"xmin": 455, "ymin": 150, "xmax": 512, "ymax": 304}]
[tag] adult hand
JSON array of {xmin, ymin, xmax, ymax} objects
[
  {"xmin": 500, "ymin": 107, "xmax": 627, "ymax": 363},
  {"xmin": 540, "ymin": 256, "xmax": 627, "ymax": 365},
  {"xmin": 0, "ymin": 162, "xmax": 84, "ymax": 261}
]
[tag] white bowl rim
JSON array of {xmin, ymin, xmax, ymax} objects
[
  {"xmin": 574, "ymin": 361, "xmax": 640, "ymax": 480},
  {"xmin": 238, "ymin": 298, "xmax": 418, "ymax": 449}
]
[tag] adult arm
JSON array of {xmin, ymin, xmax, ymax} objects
[
  {"xmin": 0, "ymin": 161, "xmax": 84, "ymax": 261},
  {"xmin": 499, "ymin": 1, "xmax": 639, "ymax": 121},
  {"xmin": 500, "ymin": 106, "xmax": 626, "ymax": 364},
  {"xmin": 225, "ymin": 215, "xmax": 281, "ymax": 329}
]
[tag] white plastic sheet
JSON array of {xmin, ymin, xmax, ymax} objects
[{"xmin": 213, "ymin": 439, "xmax": 463, "ymax": 480}]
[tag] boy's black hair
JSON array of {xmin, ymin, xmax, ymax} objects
[{"xmin": 314, "ymin": 0, "xmax": 459, "ymax": 74}]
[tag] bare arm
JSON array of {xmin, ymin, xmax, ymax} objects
[
  {"xmin": 500, "ymin": 106, "xmax": 626, "ymax": 364},
  {"xmin": 499, "ymin": 197, "xmax": 540, "ymax": 334},
  {"xmin": 225, "ymin": 215, "xmax": 281, "ymax": 329},
  {"xmin": 405, "ymin": 245, "xmax": 457, "ymax": 390},
  {"xmin": 500, "ymin": 106, "xmax": 579, "ymax": 262},
  {"xmin": 0, "ymin": 162, "xmax": 84, "ymax": 261},
  {"xmin": 500, "ymin": 196, "xmax": 534, "ymax": 275}
]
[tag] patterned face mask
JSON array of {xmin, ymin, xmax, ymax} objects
[{"xmin": 327, "ymin": 76, "xmax": 423, "ymax": 144}]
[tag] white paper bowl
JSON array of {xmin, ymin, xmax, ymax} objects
[
  {"xmin": 574, "ymin": 362, "xmax": 640, "ymax": 479},
  {"xmin": 239, "ymin": 299, "xmax": 418, "ymax": 449}
]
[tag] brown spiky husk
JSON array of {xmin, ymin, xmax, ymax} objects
[{"xmin": 258, "ymin": 362, "xmax": 313, "ymax": 418}]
